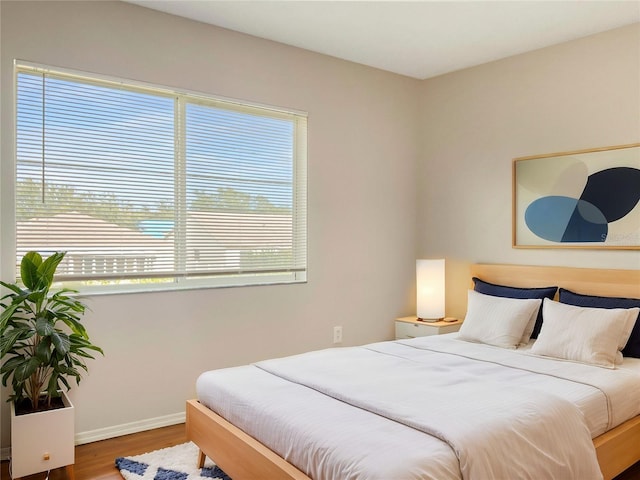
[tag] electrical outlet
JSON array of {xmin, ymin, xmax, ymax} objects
[{"xmin": 333, "ymin": 326, "xmax": 343, "ymax": 344}]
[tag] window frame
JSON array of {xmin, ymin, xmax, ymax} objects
[{"xmin": 13, "ymin": 61, "xmax": 308, "ymax": 295}]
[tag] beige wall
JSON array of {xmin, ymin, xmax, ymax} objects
[
  {"xmin": 418, "ymin": 23, "xmax": 640, "ymax": 319},
  {"xmin": 0, "ymin": 1, "xmax": 419, "ymax": 447},
  {"xmin": 1, "ymin": 0, "xmax": 639, "ymax": 450}
]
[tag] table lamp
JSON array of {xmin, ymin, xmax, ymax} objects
[{"xmin": 416, "ymin": 259, "xmax": 445, "ymax": 322}]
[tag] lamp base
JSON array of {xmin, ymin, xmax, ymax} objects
[{"xmin": 417, "ymin": 317, "xmax": 442, "ymax": 323}]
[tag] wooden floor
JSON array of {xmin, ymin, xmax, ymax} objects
[{"xmin": 2, "ymin": 423, "xmax": 640, "ymax": 480}]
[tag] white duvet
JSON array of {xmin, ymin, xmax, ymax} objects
[{"xmin": 197, "ymin": 335, "xmax": 640, "ymax": 480}]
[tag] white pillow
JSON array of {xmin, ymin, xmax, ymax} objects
[
  {"xmin": 458, "ymin": 290, "xmax": 542, "ymax": 349},
  {"xmin": 531, "ymin": 299, "xmax": 640, "ymax": 368},
  {"xmin": 519, "ymin": 306, "xmax": 540, "ymax": 346}
]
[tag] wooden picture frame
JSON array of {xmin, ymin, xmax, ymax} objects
[{"xmin": 512, "ymin": 143, "xmax": 640, "ymax": 249}]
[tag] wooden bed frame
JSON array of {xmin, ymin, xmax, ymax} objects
[{"xmin": 186, "ymin": 264, "xmax": 640, "ymax": 480}]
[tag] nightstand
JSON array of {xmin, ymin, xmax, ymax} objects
[{"xmin": 395, "ymin": 316, "xmax": 463, "ymax": 340}]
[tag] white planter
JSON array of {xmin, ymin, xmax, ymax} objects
[{"xmin": 10, "ymin": 390, "xmax": 75, "ymax": 478}]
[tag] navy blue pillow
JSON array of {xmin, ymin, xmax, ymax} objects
[
  {"xmin": 559, "ymin": 288, "xmax": 640, "ymax": 358},
  {"xmin": 472, "ymin": 277, "xmax": 558, "ymax": 339}
]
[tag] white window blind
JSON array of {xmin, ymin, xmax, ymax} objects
[{"xmin": 15, "ymin": 64, "xmax": 307, "ymax": 292}]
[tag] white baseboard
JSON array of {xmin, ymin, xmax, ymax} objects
[
  {"xmin": 0, "ymin": 412, "xmax": 185, "ymax": 461},
  {"xmin": 74, "ymin": 411, "xmax": 186, "ymax": 445}
]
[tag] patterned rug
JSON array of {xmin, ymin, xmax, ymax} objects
[{"xmin": 116, "ymin": 441, "xmax": 231, "ymax": 480}]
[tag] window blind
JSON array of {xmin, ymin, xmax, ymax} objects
[{"xmin": 15, "ymin": 65, "xmax": 307, "ymax": 290}]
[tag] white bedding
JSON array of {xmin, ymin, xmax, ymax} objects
[{"xmin": 196, "ymin": 334, "xmax": 640, "ymax": 480}]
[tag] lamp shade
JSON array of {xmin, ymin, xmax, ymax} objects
[{"xmin": 416, "ymin": 259, "xmax": 445, "ymax": 321}]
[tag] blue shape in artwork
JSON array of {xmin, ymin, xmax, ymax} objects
[
  {"xmin": 579, "ymin": 167, "xmax": 640, "ymax": 222},
  {"xmin": 561, "ymin": 199, "xmax": 608, "ymax": 242},
  {"xmin": 525, "ymin": 196, "xmax": 578, "ymax": 242},
  {"xmin": 114, "ymin": 458, "xmax": 148, "ymax": 475},
  {"xmin": 154, "ymin": 467, "xmax": 188, "ymax": 480},
  {"xmin": 525, "ymin": 166, "xmax": 639, "ymax": 243}
]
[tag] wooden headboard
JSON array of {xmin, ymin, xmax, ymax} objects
[{"xmin": 470, "ymin": 264, "xmax": 640, "ymax": 299}]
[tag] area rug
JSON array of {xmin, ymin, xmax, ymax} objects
[{"xmin": 116, "ymin": 441, "xmax": 231, "ymax": 480}]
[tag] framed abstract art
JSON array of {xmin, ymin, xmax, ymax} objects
[{"xmin": 513, "ymin": 143, "xmax": 640, "ymax": 249}]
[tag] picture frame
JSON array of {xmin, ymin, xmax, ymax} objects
[{"xmin": 513, "ymin": 143, "xmax": 640, "ymax": 249}]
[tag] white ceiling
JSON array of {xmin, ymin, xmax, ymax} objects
[{"xmin": 126, "ymin": 1, "xmax": 640, "ymax": 79}]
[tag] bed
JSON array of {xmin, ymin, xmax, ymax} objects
[{"xmin": 186, "ymin": 264, "xmax": 640, "ymax": 480}]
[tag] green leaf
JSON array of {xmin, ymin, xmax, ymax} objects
[
  {"xmin": 46, "ymin": 373, "xmax": 60, "ymax": 397},
  {"xmin": 72, "ymin": 350, "xmax": 95, "ymax": 360},
  {"xmin": 60, "ymin": 365, "xmax": 81, "ymax": 378},
  {"xmin": 0, "ymin": 281, "xmax": 26, "ymax": 296},
  {"xmin": 52, "ymin": 291, "xmax": 85, "ymax": 310},
  {"xmin": 60, "ymin": 316, "xmax": 88, "ymax": 338},
  {"xmin": 0, "ymin": 304, "xmax": 20, "ymax": 332},
  {"xmin": 59, "ymin": 375, "xmax": 71, "ymax": 390},
  {"xmin": 35, "ymin": 317, "xmax": 55, "ymax": 337},
  {"xmin": 1, "ymin": 355, "xmax": 26, "ymax": 376},
  {"xmin": 53, "ymin": 287, "xmax": 81, "ymax": 297},
  {"xmin": 1, "ymin": 289, "xmax": 31, "ymax": 309},
  {"xmin": 2, "ymin": 368, "xmax": 13, "ymax": 387},
  {"xmin": 35, "ymin": 338, "xmax": 52, "ymax": 363},
  {"xmin": 14, "ymin": 357, "xmax": 40, "ymax": 382},
  {"xmin": 0, "ymin": 329, "xmax": 28, "ymax": 357},
  {"xmin": 26, "ymin": 290, "xmax": 45, "ymax": 306},
  {"xmin": 69, "ymin": 334, "xmax": 103, "ymax": 353},
  {"xmin": 23, "ymin": 251, "xmax": 43, "ymax": 267},
  {"xmin": 20, "ymin": 252, "xmax": 42, "ymax": 290},
  {"xmin": 9, "ymin": 385, "xmax": 24, "ymax": 403},
  {"xmin": 50, "ymin": 331, "xmax": 70, "ymax": 355},
  {"xmin": 37, "ymin": 252, "xmax": 65, "ymax": 288},
  {"xmin": 68, "ymin": 354, "xmax": 88, "ymax": 371}
]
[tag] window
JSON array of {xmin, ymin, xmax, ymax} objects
[{"xmin": 15, "ymin": 64, "xmax": 307, "ymax": 293}]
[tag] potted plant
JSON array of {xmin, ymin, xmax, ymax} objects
[{"xmin": 0, "ymin": 251, "xmax": 103, "ymax": 478}]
